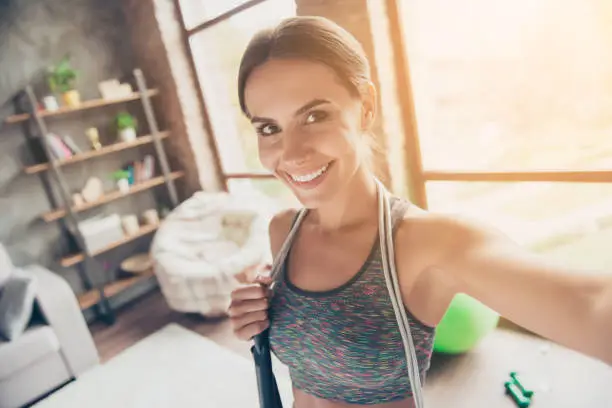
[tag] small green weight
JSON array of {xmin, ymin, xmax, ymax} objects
[
  {"xmin": 505, "ymin": 381, "xmax": 532, "ymax": 408},
  {"xmin": 510, "ymin": 372, "xmax": 534, "ymax": 398}
]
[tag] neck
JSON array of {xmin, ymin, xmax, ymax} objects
[{"xmin": 310, "ymin": 166, "xmax": 379, "ymax": 232}]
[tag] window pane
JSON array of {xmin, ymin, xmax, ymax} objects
[
  {"xmin": 227, "ymin": 178, "xmax": 300, "ymax": 213},
  {"xmin": 189, "ymin": 0, "xmax": 296, "ymax": 174},
  {"xmin": 427, "ymin": 181, "xmax": 612, "ymax": 270},
  {"xmin": 402, "ymin": 0, "xmax": 612, "ymax": 171},
  {"xmin": 179, "ymin": 0, "xmax": 255, "ymax": 30}
]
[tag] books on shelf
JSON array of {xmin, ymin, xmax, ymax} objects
[
  {"xmin": 46, "ymin": 133, "xmax": 83, "ymax": 160},
  {"xmin": 61, "ymin": 134, "xmax": 82, "ymax": 154},
  {"xmin": 125, "ymin": 154, "xmax": 156, "ymax": 185}
]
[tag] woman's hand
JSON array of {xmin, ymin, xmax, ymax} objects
[{"xmin": 229, "ymin": 275, "xmax": 273, "ymax": 340}]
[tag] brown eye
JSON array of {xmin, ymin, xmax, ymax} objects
[
  {"xmin": 305, "ymin": 110, "xmax": 328, "ymax": 125},
  {"xmin": 257, "ymin": 123, "xmax": 281, "ymax": 136}
]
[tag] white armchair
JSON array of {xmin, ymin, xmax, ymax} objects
[
  {"xmin": 150, "ymin": 191, "xmax": 274, "ymax": 317},
  {"xmin": 0, "ymin": 263, "xmax": 99, "ymax": 408}
]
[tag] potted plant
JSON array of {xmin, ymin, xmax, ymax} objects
[
  {"xmin": 115, "ymin": 111, "xmax": 138, "ymax": 142},
  {"xmin": 111, "ymin": 170, "xmax": 131, "ymax": 193},
  {"xmin": 48, "ymin": 56, "xmax": 80, "ymax": 108}
]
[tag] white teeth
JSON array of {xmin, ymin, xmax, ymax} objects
[{"xmin": 289, "ymin": 164, "xmax": 329, "ymax": 183}]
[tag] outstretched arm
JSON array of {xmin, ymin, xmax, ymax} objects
[{"xmin": 434, "ymin": 216, "xmax": 612, "ymax": 365}]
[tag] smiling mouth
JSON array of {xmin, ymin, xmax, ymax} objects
[{"xmin": 286, "ymin": 162, "xmax": 331, "ymax": 183}]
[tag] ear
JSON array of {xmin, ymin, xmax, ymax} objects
[{"xmin": 361, "ymin": 81, "xmax": 377, "ymax": 131}]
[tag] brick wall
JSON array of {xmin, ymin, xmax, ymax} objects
[{"xmin": 122, "ymin": 0, "xmax": 224, "ymax": 196}]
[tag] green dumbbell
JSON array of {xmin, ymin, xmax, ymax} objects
[
  {"xmin": 510, "ymin": 372, "xmax": 535, "ymax": 398},
  {"xmin": 504, "ymin": 381, "xmax": 532, "ymax": 408}
]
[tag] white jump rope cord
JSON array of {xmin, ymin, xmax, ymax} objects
[
  {"xmin": 376, "ymin": 180, "xmax": 425, "ymax": 408},
  {"xmin": 268, "ymin": 181, "xmax": 425, "ymax": 407}
]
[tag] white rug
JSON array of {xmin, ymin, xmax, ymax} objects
[{"xmin": 33, "ymin": 324, "xmax": 294, "ymax": 408}]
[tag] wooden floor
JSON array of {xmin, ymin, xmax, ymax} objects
[
  {"xmin": 90, "ymin": 289, "xmax": 251, "ymax": 362},
  {"xmin": 90, "ymin": 289, "xmax": 612, "ymax": 408}
]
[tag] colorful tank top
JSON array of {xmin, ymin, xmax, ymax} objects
[{"xmin": 269, "ymin": 197, "xmax": 436, "ymax": 405}]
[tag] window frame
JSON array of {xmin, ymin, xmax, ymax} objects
[
  {"xmin": 174, "ymin": 0, "xmax": 276, "ymax": 193},
  {"xmin": 385, "ymin": 0, "xmax": 612, "ymax": 209},
  {"xmin": 175, "ymin": 0, "xmax": 612, "ymax": 204}
]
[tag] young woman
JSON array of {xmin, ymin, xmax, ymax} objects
[{"xmin": 228, "ymin": 16, "xmax": 612, "ymax": 408}]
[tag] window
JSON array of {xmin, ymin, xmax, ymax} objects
[
  {"xmin": 179, "ymin": 0, "xmax": 297, "ymax": 209},
  {"xmin": 179, "ymin": 0, "xmax": 257, "ymax": 30},
  {"xmin": 403, "ymin": 0, "xmax": 612, "ymax": 172},
  {"xmin": 400, "ymin": 0, "xmax": 612, "ymax": 268},
  {"xmin": 428, "ymin": 181, "xmax": 612, "ymax": 269},
  {"xmin": 188, "ymin": 0, "xmax": 295, "ymax": 174}
]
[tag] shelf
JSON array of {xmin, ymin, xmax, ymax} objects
[
  {"xmin": 24, "ymin": 131, "xmax": 170, "ymax": 175},
  {"xmin": 4, "ymin": 90, "xmax": 159, "ymax": 125},
  {"xmin": 225, "ymin": 171, "xmax": 275, "ymax": 179},
  {"xmin": 41, "ymin": 171, "xmax": 183, "ymax": 222},
  {"xmin": 10, "ymin": 71, "xmax": 174, "ymax": 322},
  {"xmin": 61, "ymin": 223, "xmax": 159, "ymax": 268},
  {"xmin": 78, "ymin": 270, "xmax": 154, "ymax": 310}
]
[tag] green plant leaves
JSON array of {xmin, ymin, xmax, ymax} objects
[
  {"xmin": 114, "ymin": 111, "xmax": 138, "ymax": 130},
  {"xmin": 47, "ymin": 56, "xmax": 77, "ymax": 93}
]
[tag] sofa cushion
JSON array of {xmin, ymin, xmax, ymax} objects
[
  {"xmin": 0, "ymin": 274, "xmax": 37, "ymax": 340},
  {"xmin": 0, "ymin": 324, "xmax": 60, "ymax": 381}
]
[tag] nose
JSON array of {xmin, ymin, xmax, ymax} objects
[{"xmin": 280, "ymin": 129, "xmax": 313, "ymax": 167}]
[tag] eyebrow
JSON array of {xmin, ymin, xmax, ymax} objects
[{"xmin": 250, "ymin": 98, "xmax": 331, "ymax": 124}]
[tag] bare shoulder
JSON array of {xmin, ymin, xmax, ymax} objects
[
  {"xmin": 268, "ymin": 208, "xmax": 300, "ymax": 258},
  {"xmin": 392, "ymin": 203, "xmax": 509, "ymax": 325},
  {"xmin": 394, "ymin": 203, "xmax": 510, "ymax": 266}
]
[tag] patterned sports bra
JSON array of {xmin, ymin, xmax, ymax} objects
[{"xmin": 269, "ymin": 197, "xmax": 436, "ymax": 405}]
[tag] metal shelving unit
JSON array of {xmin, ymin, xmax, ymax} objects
[{"xmin": 5, "ymin": 68, "xmax": 181, "ymax": 324}]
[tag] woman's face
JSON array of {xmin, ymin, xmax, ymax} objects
[{"xmin": 243, "ymin": 59, "xmax": 373, "ymax": 208}]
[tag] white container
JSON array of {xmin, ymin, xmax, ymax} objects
[
  {"xmin": 117, "ymin": 178, "xmax": 130, "ymax": 193},
  {"xmin": 42, "ymin": 95, "xmax": 59, "ymax": 111},
  {"xmin": 119, "ymin": 127, "xmax": 137, "ymax": 143},
  {"xmin": 78, "ymin": 214, "xmax": 124, "ymax": 254},
  {"xmin": 121, "ymin": 214, "xmax": 140, "ymax": 235},
  {"xmin": 142, "ymin": 209, "xmax": 160, "ymax": 225}
]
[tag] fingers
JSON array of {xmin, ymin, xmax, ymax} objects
[
  {"xmin": 235, "ymin": 263, "xmax": 274, "ymax": 284},
  {"xmin": 230, "ymin": 284, "xmax": 269, "ymax": 302},
  {"xmin": 229, "ymin": 298, "xmax": 270, "ymax": 341},
  {"xmin": 254, "ymin": 275, "xmax": 273, "ymax": 286},
  {"xmin": 232, "ymin": 309, "xmax": 268, "ymax": 331},
  {"xmin": 228, "ymin": 298, "xmax": 268, "ymax": 317},
  {"xmin": 236, "ymin": 263, "xmax": 262, "ymax": 283},
  {"xmin": 229, "ymin": 278, "xmax": 274, "ymax": 341},
  {"xmin": 234, "ymin": 319, "xmax": 270, "ymax": 341}
]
